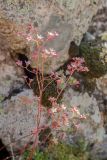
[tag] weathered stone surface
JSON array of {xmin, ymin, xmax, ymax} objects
[
  {"xmin": 0, "ymin": 89, "xmax": 47, "ymax": 152},
  {"xmin": 0, "ymin": 14, "xmax": 29, "ymax": 56},
  {"xmin": 0, "ymin": 18, "xmax": 23, "ymax": 97},
  {"xmin": 90, "ymin": 139, "xmax": 107, "ymax": 160},
  {"xmin": 0, "ymin": 0, "xmax": 104, "ymax": 73},
  {"xmin": 89, "ymin": 5, "xmax": 107, "ymax": 37},
  {"xmin": 0, "ymin": 14, "xmax": 31, "ymax": 97},
  {"xmin": 96, "ymin": 74, "xmax": 107, "ymax": 95}
]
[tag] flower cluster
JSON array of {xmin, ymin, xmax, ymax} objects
[
  {"xmin": 71, "ymin": 106, "xmax": 86, "ymax": 119},
  {"xmin": 47, "ymin": 31, "xmax": 59, "ymax": 40},
  {"xmin": 47, "ymin": 97, "xmax": 86, "ymax": 135},
  {"xmin": 42, "ymin": 48, "xmax": 58, "ymax": 58},
  {"xmin": 67, "ymin": 57, "xmax": 89, "ymax": 75}
]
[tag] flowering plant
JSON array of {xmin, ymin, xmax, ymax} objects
[{"xmin": 2, "ymin": 23, "xmax": 89, "ymax": 160}]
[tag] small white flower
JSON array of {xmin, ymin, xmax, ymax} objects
[
  {"xmin": 50, "ymin": 48, "xmax": 57, "ymax": 56},
  {"xmin": 26, "ymin": 35, "xmax": 33, "ymax": 41},
  {"xmin": 47, "ymin": 31, "xmax": 59, "ymax": 38},
  {"xmin": 80, "ymin": 114, "xmax": 86, "ymax": 119},
  {"xmin": 37, "ymin": 34, "xmax": 44, "ymax": 40},
  {"xmin": 61, "ymin": 104, "xmax": 66, "ymax": 110},
  {"xmin": 44, "ymin": 49, "xmax": 50, "ymax": 55},
  {"xmin": 43, "ymin": 48, "xmax": 57, "ymax": 57},
  {"xmin": 51, "ymin": 108, "xmax": 57, "ymax": 113},
  {"xmin": 54, "ymin": 31, "xmax": 59, "ymax": 36},
  {"xmin": 47, "ymin": 32, "xmax": 54, "ymax": 36},
  {"xmin": 65, "ymin": 121, "xmax": 69, "ymax": 126}
]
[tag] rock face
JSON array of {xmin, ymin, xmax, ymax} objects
[
  {"xmin": 0, "ymin": 89, "xmax": 47, "ymax": 152},
  {"xmin": 89, "ymin": 5, "xmax": 107, "ymax": 37},
  {"xmin": 0, "ymin": 14, "xmax": 38, "ymax": 154},
  {"xmin": 0, "ymin": 15, "xmax": 27, "ymax": 97},
  {"xmin": 0, "ymin": 0, "xmax": 107, "ymax": 157},
  {"xmin": 90, "ymin": 139, "xmax": 107, "ymax": 160},
  {"xmin": 96, "ymin": 74, "xmax": 107, "ymax": 95},
  {"xmin": 0, "ymin": 0, "xmax": 104, "ymax": 73}
]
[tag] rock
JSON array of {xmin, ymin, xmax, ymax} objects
[
  {"xmin": 0, "ymin": 11, "xmax": 38, "ymax": 154},
  {"xmin": 90, "ymin": 139, "xmax": 107, "ymax": 160},
  {"xmin": 0, "ymin": 38, "xmax": 22, "ymax": 97},
  {"xmin": 82, "ymin": 32, "xmax": 95, "ymax": 42},
  {"xmin": 0, "ymin": 0, "xmax": 104, "ymax": 73},
  {"xmin": 96, "ymin": 74, "xmax": 107, "ymax": 95},
  {"xmin": 0, "ymin": 14, "xmax": 29, "ymax": 58},
  {"xmin": 89, "ymin": 4, "xmax": 107, "ymax": 37},
  {"xmin": 63, "ymin": 88, "xmax": 105, "ymax": 143},
  {"xmin": 0, "ymin": 15, "xmax": 31, "ymax": 98},
  {"xmin": 0, "ymin": 89, "xmax": 47, "ymax": 152},
  {"xmin": 96, "ymin": 74, "xmax": 107, "ymax": 134}
]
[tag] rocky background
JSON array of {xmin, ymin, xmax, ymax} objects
[{"xmin": 0, "ymin": 0, "xmax": 107, "ymax": 159}]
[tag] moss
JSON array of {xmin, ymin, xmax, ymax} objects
[
  {"xmin": 44, "ymin": 140, "xmax": 89, "ymax": 160},
  {"xmin": 79, "ymin": 42, "xmax": 107, "ymax": 78},
  {"xmin": 22, "ymin": 140, "xmax": 89, "ymax": 160},
  {"xmin": 83, "ymin": 77, "xmax": 97, "ymax": 93},
  {"xmin": 46, "ymin": 142, "xmax": 75, "ymax": 160},
  {"xmin": 77, "ymin": 41, "xmax": 107, "ymax": 93},
  {"xmin": 31, "ymin": 74, "xmax": 63, "ymax": 108}
]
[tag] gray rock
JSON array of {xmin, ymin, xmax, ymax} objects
[
  {"xmin": 89, "ymin": 4, "xmax": 107, "ymax": 37},
  {"xmin": 0, "ymin": 89, "xmax": 47, "ymax": 152},
  {"xmin": 90, "ymin": 139, "xmax": 107, "ymax": 160},
  {"xmin": 96, "ymin": 74, "xmax": 107, "ymax": 95},
  {"xmin": 82, "ymin": 32, "xmax": 95, "ymax": 42}
]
